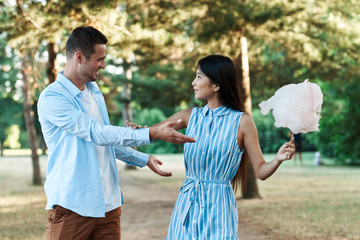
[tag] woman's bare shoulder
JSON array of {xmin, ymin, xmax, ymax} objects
[
  {"xmin": 238, "ymin": 113, "xmax": 257, "ymax": 133},
  {"xmin": 240, "ymin": 113, "xmax": 255, "ymax": 125}
]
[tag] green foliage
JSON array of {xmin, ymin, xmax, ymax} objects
[
  {"xmin": 0, "ymin": 0, "xmax": 359, "ymax": 165},
  {"xmin": 0, "ymin": 33, "xmax": 18, "ymax": 99},
  {"xmin": 253, "ymin": 108, "xmax": 318, "ymax": 154},
  {"xmin": 0, "ymin": 19, "xmax": 24, "ymax": 151},
  {"xmin": 252, "ymin": 109, "xmax": 288, "ymax": 153},
  {"xmin": 0, "ymin": 97, "xmax": 23, "ymax": 145},
  {"xmin": 313, "ymin": 80, "xmax": 360, "ymax": 165},
  {"xmin": 131, "ymin": 63, "xmax": 195, "ymax": 109},
  {"xmin": 250, "ymin": 43, "xmax": 304, "ymax": 105},
  {"xmin": 4, "ymin": 124, "xmax": 21, "ymax": 148}
]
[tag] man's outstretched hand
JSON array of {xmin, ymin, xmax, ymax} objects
[
  {"xmin": 147, "ymin": 155, "xmax": 172, "ymax": 177},
  {"xmin": 149, "ymin": 119, "xmax": 195, "ymax": 144}
]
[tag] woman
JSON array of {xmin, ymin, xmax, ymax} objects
[{"xmin": 129, "ymin": 55, "xmax": 295, "ymax": 239}]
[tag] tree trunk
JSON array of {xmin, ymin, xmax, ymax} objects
[
  {"xmin": 242, "ymin": 160, "xmax": 261, "ymax": 199},
  {"xmin": 0, "ymin": 140, "xmax": 3, "ymax": 156},
  {"xmin": 40, "ymin": 135, "xmax": 47, "ymax": 155},
  {"xmin": 238, "ymin": 36, "xmax": 252, "ymax": 115},
  {"xmin": 233, "ymin": 35, "xmax": 261, "ymax": 199},
  {"xmin": 38, "ymin": 41, "xmax": 58, "ymax": 156},
  {"xmin": 122, "ymin": 63, "xmax": 134, "ymax": 127},
  {"xmin": 122, "ymin": 61, "xmax": 137, "ymax": 170},
  {"xmin": 47, "ymin": 42, "xmax": 58, "ymax": 84},
  {"xmin": 21, "ymin": 54, "xmax": 42, "ymax": 185}
]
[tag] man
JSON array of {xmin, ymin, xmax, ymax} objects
[{"xmin": 37, "ymin": 26, "xmax": 195, "ymax": 240}]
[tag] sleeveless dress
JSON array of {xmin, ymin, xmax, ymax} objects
[{"xmin": 167, "ymin": 105, "xmax": 245, "ymax": 240}]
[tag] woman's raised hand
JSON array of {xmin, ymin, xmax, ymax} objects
[{"xmin": 276, "ymin": 133, "xmax": 296, "ymax": 161}]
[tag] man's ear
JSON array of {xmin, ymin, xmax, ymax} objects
[{"xmin": 75, "ymin": 51, "xmax": 83, "ymax": 64}]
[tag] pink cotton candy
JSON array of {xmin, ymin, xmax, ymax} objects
[{"xmin": 258, "ymin": 79, "xmax": 323, "ymax": 134}]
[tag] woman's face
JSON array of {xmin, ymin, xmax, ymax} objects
[{"xmin": 192, "ymin": 67, "xmax": 219, "ymax": 100}]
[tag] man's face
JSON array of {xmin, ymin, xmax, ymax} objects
[{"xmin": 79, "ymin": 44, "xmax": 106, "ymax": 82}]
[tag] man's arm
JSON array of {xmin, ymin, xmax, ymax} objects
[
  {"xmin": 39, "ymin": 90, "xmax": 194, "ymax": 147},
  {"xmin": 114, "ymin": 146, "xmax": 149, "ymax": 167},
  {"xmin": 38, "ymin": 91, "xmax": 150, "ymax": 147}
]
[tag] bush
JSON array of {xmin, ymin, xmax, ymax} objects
[
  {"xmin": 314, "ymin": 80, "xmax": 360, "ymax": 165},
  {"xmin": 252, "ymin": 109, "xmax": 289, "ymax": 153}
]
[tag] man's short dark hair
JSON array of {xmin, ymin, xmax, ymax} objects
[{"xmin": 66, "ymin": 26, "xmax": 108, "ymax": 60}]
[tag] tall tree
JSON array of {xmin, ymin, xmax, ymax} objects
[
  {"xmin": 124, "ymin": 0, "xmax": 360, "ymax": 195},
  {"xmin": 0, "ymin": 0, "xmax": 124, "ymax": 181},
  {"xmin": 189, "ymin": 0, "xmax": 360, "ymax": 196},
  {"xmin": 20, "ymin": 50, "xmax": 42, "ymax": 185},
  {"xmin": 1, "ymin": 0, "xmax": 46, "ymax": 185}
]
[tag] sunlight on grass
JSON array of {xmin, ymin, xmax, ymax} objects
[{"xmin": 0, "ymin": 193, "xmax": 45, "ymax": 212}]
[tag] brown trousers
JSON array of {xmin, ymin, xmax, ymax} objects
[{"xmin": 46, "ymin": 206, "xmax": 121, "ymax": 240}]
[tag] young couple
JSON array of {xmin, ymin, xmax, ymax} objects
[{"xmin": 38, "ymin": 26, "xmax": 295, "ymax": 240}]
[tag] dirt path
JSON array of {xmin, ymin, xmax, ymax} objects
[{"xmin": 120, "ymin": 174, "xmax": 278, "ymax": 240}]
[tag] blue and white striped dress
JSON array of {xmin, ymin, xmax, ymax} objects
[{"xmin": 167, "ymin": 105, "xmax": 245, "ymax": 240}]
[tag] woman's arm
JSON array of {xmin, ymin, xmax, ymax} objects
[
  {"xmin": 238, "ymin": 114, "xmax": 295, "ymax": 181},
  {"xmin": 150, "ymin": 108, "xmax": 193, "ymax": 130}
]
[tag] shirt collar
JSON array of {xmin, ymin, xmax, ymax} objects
[
  {"xmin": 56, "ymin": 71, "xmax": 81, "ymax": 97},
  {"xmin": 56, "ymin": 71, "xmax": 101, "ymax": 97},
  {"xmin": 202, "ymin": 104, "xmax": 232, "ymax": 117}
]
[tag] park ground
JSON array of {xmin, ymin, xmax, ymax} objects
[{"xmin": 0, "ymin": 151, "xmax": 359, "ymax": 240}]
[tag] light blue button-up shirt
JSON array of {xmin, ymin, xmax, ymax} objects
[{"xmin": 38, "ymin": 72, "xmax": 150, "ymax": 217}]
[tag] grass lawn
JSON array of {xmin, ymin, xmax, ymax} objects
[
  {"xmin": 0, "ymin": 155, "xmax": 48, "ymax": 240},
  {"xmin": 239, "ymin": 152, "xmax": 360, "ymax": 240},
  {"xmin": 122, "ymin": 152, "xmax": 360, "ymax": 240},
  {"xmin": 0, "ymin": 150, "xmax": 359, "ymax": 239}
]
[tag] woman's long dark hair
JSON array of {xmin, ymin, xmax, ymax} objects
[{"xmin": 198, "ymin": 55, "xmax": 249, "ymax": 194}]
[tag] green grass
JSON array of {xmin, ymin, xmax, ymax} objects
[{"xmin": 1, "ymin": 151, "xmax": 359, "ymax": 239}]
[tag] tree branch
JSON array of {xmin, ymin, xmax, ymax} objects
[{"xmin": 16, "ymin": 0, "xmax": 46, "ymax": 32}]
